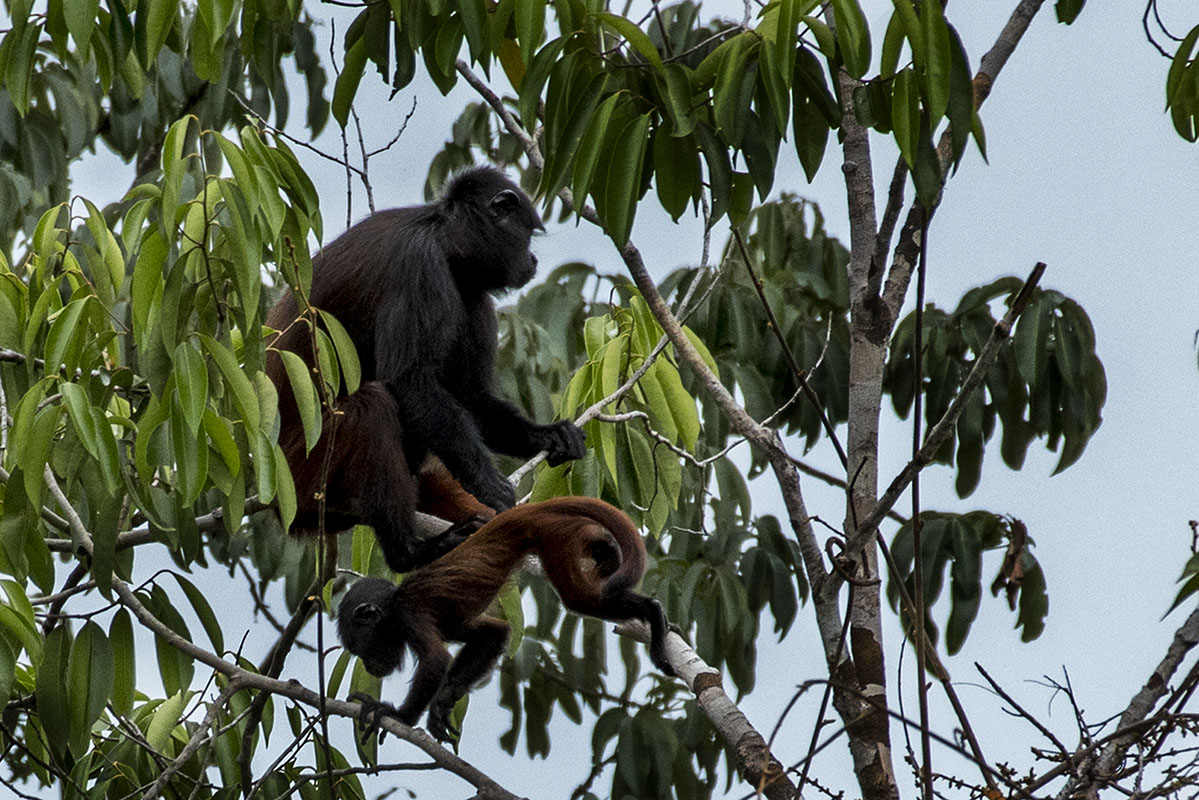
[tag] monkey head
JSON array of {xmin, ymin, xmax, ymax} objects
[
  {"xmin": 337, "ymin": 577, "xmax": 405, "ymax": 678},
  {"xmin": 439, "ymin": 167, "xmax": 545, "ymax": 293}
]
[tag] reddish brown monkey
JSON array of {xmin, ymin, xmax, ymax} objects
[{"xmin": 337, "ymin": 496, "xmax": 675, "ymax": 741}]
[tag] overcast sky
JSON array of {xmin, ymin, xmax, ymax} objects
[{"xmin": 61, "ymin": 2, "xmax": 1199, "ymax": 797}]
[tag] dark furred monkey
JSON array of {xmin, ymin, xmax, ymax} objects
[
  {"xmin": 337, "ymin": 497, "xmax": 675, "ymax": 741},
  {"xmin": 266, "ymin": 168, "xmax": 586, "ymax": 573}
]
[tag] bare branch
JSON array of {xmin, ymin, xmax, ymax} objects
[{"xmin": 1060, "ymin": 603, "xmax": 1199, "ymax": 797}]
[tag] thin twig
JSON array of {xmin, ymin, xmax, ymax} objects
[{"xmin": 731, "ymin": 227, "xmax": 848, "ymax": 469}]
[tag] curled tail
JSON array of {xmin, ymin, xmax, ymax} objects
[{"xmin": 518, "ymin": 496, "xmax": 647, "ymax": 617}]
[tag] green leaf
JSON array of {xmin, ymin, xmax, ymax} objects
[
  {"xmin": 197, "ymin": 0, "xmax": 235, "ymax": 47},
  {"xmin": 518, "ymin": 37, "xmax": 566, "ymax": 134},
  {"xmin": 45, "ymin": 297, "xmax": 91, "ymax": 376},
  {"xmin": 1054, "ymin": 0, "xmax": 1085, "ymax": 24},
  {"xmin": 279, "ymin": 349, "xmax": 323, "ymax": 453},
  {"xmin": 146, "ymin": 586, "xmax": 195, "ymax": 695},
  {"xmin": 1166, "ymin": 27, "xmax": 1199, "ymax": 108},
  {"xmin": 542, "ymin": 71, "xmax": 610, "ymax": 202},
  {"xmin": 515, "ymin": 0, "xmax": 547, "ymax": 65},
  {"xmin": 333, "ymin": 36, "xmax": 368, "ymax": 128},
  {"xmin": 1015, "ymin": 557, "xmax": 1047, "ymax": 641},
  {"xmin": 457, "ymin": 0, "xmax": 489, "ymax": 63},
  {"xmin": 3, "ymin": 18, "xmax": 40, "ymax": 115},
  {"xmin": 891, "ymin": 0, "xmax": 923, "ymax": 61},
  {"xmin": 68, "ymin": 621, "xmax": 114, "ymax": 756},
  {"xmin": 891, "ymin": 68, "xmax": 919, "ymax": 167},
  {"xmin": 0, "ymin": 636, "xmax": 14, "ymax": 709},
  {"xmin": 109, "ymin": 609, "xmax": 136, "ymax": 715},
  {"xmin": 273, "ymin": 442, "xmax": 298, "ymax": 529},
  {"xmin": 571, "ymin": 91, "xmax": 624, "ymax": 207},
  {"xmin": 317, "ymin": 311, "xmax": 361, "ymax": 396},
  {"xmin": 714, "ymin": 33, "xmax": 754, "ymax": 144},
  {"xmin": 652, "ymin": 127, "xmax": 700, "ymax": 221},
  {"xmin": 730, "ymin": 171, "xmax": 754, "ymax": 224},
  {"xmin": 147, "ymin": 692, "xmax": 187, "ymax": 752},
  {"xmin": 830, "ymin": 0, "xmax": 870, "ymax": 78},
  {"xmin": 792, "ymin": 68, "xmax": 831, "ymax": 181},
  {"xmin": 596, "ymin": 13, "xmax": 663, "ymax": 69},
  {"xmin": 171, "ymin": 574, "xmax": 225, "ymax": 654},
  {"xmin": 598, "ymin": 113, "xmax": 651, "ymax": 247},
  {"xmin": 81, "ymin": 198, "xmax": 123, "ymax": 307},
  {"xmin": 200, "ymin": 335, "xmax": 260, "ymax": 431},
  {"xmin": 139, "ymin": 0, "xmax": 177, "ymax": 67},
  {"xmin": 653, "ymin": 63, "xmax": 696, "ymax": 137},
  {"xmin": 170, "ymin": 394, "xmax": 208, "ymax": 505},
  {"xmin": 944, "ymin": 24, "xmax": 974, "ymax": 171},
  {"xmin": 60, "ymin": 382, "xmax": 99, "ymax": 459},
  {"xmin": 161, "ymin": 116, "xmax": 191, "ymax": 224},
  {"xmin": 758, "ymin": 43, "xmax": 791, "ymax": 136},
  {"xmin": 653, "ymin": 362, "xmax": 700, "ymax": 449},
  {"xmin": 696, "ymin": 123, "xmax": 732, "ymax": 223},
  {"xmin": 174, "ymin": 340, "xmax": 208, "ymax": 435},
  {"xmin": 912, "ymin": 117, "xmax": 941, "ymax": 208},
  {"xmin": 919, "ymin": 0, "xmax": 950, "ymax": 122},
  {"xmin": 36, "ymin": 626, "xmax": 72, "ymax": 760},
  {"xmin": 880, "ymin": 11, "xmax": 905, "ymax": 78},
  {"xmin": 64, "ymin": 0, "xmax": 99, "ymax": 54}
]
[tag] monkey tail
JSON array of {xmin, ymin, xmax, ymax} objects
[{"xmin": 527, "ymin": 497, "xmax": 648, "ymax": 615}]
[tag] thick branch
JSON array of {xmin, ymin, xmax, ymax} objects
[
  {"xmin": 618, "ymin": 620, "xmax": 797, "ymax": 800},
  {"xmin": 35, "ymin": 465, "xmax": 526, "ymax": 798}
]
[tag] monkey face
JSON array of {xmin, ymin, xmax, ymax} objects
[
  {"xmin": 338, "ymin": 578, "xmax": 406, "ymax": 677},
  {"xmin": 442, "ymin": 169, "xmax": 546, "ymax": 293}
]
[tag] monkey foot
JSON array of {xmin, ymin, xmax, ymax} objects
[{"xmin": 426, "ymin": 703, "xmax": 460, "ymax": 743}]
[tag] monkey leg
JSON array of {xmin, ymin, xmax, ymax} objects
[
  {"xmin": 417, "ymin": 458, "xmax": 497, "ymax": 524},
  {"xmin": 426, "ymin": 616, "xmax": 510, "ymax": 741},
  {"xmin": 290, "ymin": 383, "xmax": 474, "ymax": 573}
]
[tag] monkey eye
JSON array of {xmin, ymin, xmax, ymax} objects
[
  {"xmin": 352, "ymin": 603, "xmax": 383, "ymax": 626},
  {"xmin": 489, "ymin": 189, "xmax": 521, "ymax": 217}
]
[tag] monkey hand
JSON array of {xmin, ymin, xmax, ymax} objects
[
  {"xmin": 348, "ymin": 692, "xmax": 408, "ymax": 745},
  {"xmin": 536, "ymin": 420, "xmax": 587, "ymax": 466},
  {"xmin": 470, "ymin": 469, "xmax": 516, "ymax": 513}
]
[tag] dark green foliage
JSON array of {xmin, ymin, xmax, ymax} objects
[
  {"xmin": 884, "ymin": 278, "xmax": 1106, "ymax": 495},
  {"xmin": 886, "ymin": 511, "xmax": 1048, "ymax": 653},
  {"xmin": 0, "ymin": 3, "xmax": 329, "ymax": 260}
]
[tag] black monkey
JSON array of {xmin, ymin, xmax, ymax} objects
[
  {"xmin": 266, "ymin": 168, "xmax": 586, "ymax": 573},
  {"xmin": 338, "ymin": 497, "xmax": 675, "ymax": 741}
]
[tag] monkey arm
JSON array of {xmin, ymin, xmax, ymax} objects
[
  {"xmin": 468, "ymin": 392, "xmax": 587, "ymax": 466},
  {"xmin": 388, "ymin": 370, "xmax": 516, "ymax": 512},
  {"xmin": 394, "ymin": 620, "xmax": 455, "ymax": 727},
  {"xmin": 426, "ymin": 616, "xmax": 510, "ymax": 741}
]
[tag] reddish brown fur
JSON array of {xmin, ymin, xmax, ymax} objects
[{"xmin": 338, "ymin": 497, "xmax": 673, "ymax": 740}]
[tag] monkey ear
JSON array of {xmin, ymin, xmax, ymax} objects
[
  {"xmin": 351, "ymin": 602, "xmax": 384, "ymax": 626},
  {"xmin": 489, "ymin": 189, "xmax": 522, "ymax": 218}
]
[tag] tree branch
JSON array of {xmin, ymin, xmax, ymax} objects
[
  {"xmin": 845, "ymin": 263, "xmax": 1046, "ymax": 559},
  {"xmin": 1060, "ymin": 603, "xmax": 1199, "ymax": 798}
]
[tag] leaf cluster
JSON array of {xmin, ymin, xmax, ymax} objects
[
  {"xmin": 885, "ymin": 278, "xmax": 1107, "ymax": 497},
  {"xmin": 0, "ymin": 0, "xmax": 329, "ymax": 259}
]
